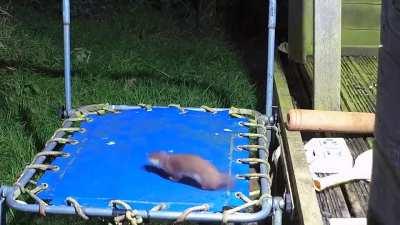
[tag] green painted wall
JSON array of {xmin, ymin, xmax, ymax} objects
[{"xmin": 288, "ymin": 0, "xmax": 382, "ymax": 63}]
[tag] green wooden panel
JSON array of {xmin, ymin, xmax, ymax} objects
[
  {"xmin": 342, "ymin": 29, "xmax": 381, "ymax": 47},
  {"xmin": 342, "ymin": 0, "xmax": 380, "ymax": 3},
  {"xmin": 288, "ymin": 0, "xmax": 313, "ymax": 63},
  {"xmin": 343, "ymin": 4, "xmax": 381, "ymax": 29},
  {"xmin": 288, "ymin": 0, "xmax": 382, "ymax": 61}
]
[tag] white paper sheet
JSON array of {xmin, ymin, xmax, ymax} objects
[{"xmin": 304, "ymin": 138, "xmax": 353, "ymax": 174}]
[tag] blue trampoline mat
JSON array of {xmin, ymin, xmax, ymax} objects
[{"xmin": 36, "ymin": 107, "xmax": 252, "ymax": 212}]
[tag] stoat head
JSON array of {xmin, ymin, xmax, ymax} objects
[{"xmin": 148, "ymin": 151, "xmax": 169, "ymax": 168}]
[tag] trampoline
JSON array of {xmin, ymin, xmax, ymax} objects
[{"xmin": 0, "ymin": 0, "xmax": 285, "ymax": 224}]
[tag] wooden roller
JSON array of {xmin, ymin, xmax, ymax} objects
[{"xmin": 286, "ymin": 109, "xmax": 375, "ymax": 134}]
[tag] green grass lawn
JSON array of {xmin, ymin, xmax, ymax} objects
[{"xmin": 0, "ymin": 3, "xmax": 257, "ymax": 225}]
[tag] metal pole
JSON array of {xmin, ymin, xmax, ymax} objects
[
  {"xmin": 63, "ymin": 0, "xmax": 72, "ymax": 115},
  {"xmin": 266, "ymin": 0, "xmax": 277, "ymax": 122}
]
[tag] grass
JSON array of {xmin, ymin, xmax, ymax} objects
[{"xmin": 0, "ymin": 3, "xmax": 257, "ymax": 225}]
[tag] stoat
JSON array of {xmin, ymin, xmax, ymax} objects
[{"xmin": 148, "ymin": 151, "xmax": 233, "ymax": 190}]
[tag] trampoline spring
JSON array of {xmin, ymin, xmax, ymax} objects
[
  {"xmin": 265, "ymin": 125, "xmax": 279, "ymax": 132},
  {"xmin": 138, "ymin": 103, "xmax": 152, "ymax": 111},
  {"xmin": 236, "ymin": 145, "xmax": 256, "ymax": 152},
  {"xmin": 29, "ymin": 183, "xmax": 48, "ymax": 195},
  {"xmin": 222, "ymin": 200, "xmax": 257, "ymax": 223},
  {"xmin": 239, "ymin": 121, "xmax": 267, "ymax": 133},
  {"xmin": 174, "ymin": 204, "xmax": 209, "ymax": 224},
  {"xmin": 16, "ymin": 183, "xmax": 49, "ymax": 216},
  {"xmin": 28, "ymin": 180, "xmax": 38, "ymax": 185},
  {"xmin": 49, "ymin": 127, "xmax": 85, "ymax": 142},
  {"xmin": 229, "ymin": 107, "xmax": 257, "ymax": 118},
  {"xmin": 76, "ymin": 103, "xmax": 119, "ymax": 116},
  {"xmin": 265, "ymin": 125, "xmax": 282, "ymax": 141},
  {"xmin": 269, "ymin": 125, "xmax": 283, "ymax": 146},
  {"xmin": 109, "ymin": 200, "xmax": 143, "ymax": 225},
  {"xmin": 62, "ymin": 116, "xmax": 92, "ymax": 127},
  {"xmin": 24, "ymin": 191, "xmax": 47, "ymax": 206},
  {"xmin": 125, "ymin": 211, "xmax": 143, "ymax": 225},
  {"xmin": 26, "ymin": 164, "xmax": 60, "ymax": 172},
  {"xmin": 229, "ymin": 113, "xmax": 245, "ymax": 118},
  {"xmin": 96, "ymin": 108, "xmax": 120, "ymax": 115},
  {"xmin": 109, "ymin": 200, "xmax": 133, "ymax": 210},
  {"xmin": 45, "ymin": 137, "xmax": 79, "ymax": 146},
  {"xmin": 222, "ymin": 193, "xmax": 272, "ymax": 223},
  {"xmin": 239, "ymin": 121, "xmax": 265, "ymax": 129},
  {"xmin": 235, "ymin": 173, "xmax": 271, "ymax": 180},
  {"xmin": 234, "ymin": 192, "xmax": 252, "ymax": 203},
  {"xmin": 55, "ymin": 127, "xmax": 86, "ymax": 134},
  {"xmin": 66, "ymin": 197, "xmax": 89, "ymax": 220},
  {"xmin": 105, "ymin": 105, "xmax": 119, "ymax": 114},
  {"xmin": 236, "ymin": 144, "xmax": 267, "ymax": 152},
  {"xmin": 249, "ymin": 119, "xmax": 258, "ymax": 124},
  {"xmin": 33, "ymin": 151, "xmax": 70, "ymax": 162},
  {"xmin": 150, "ymin": 203, "xmax": 167, "ymax": 211},
  {"xmin": 249, "ymin": 190, "xmax": 261, "ymax": 198},
  {"xmin": 200, "ymin": 105, "xmax": 217, "ymax": 113},
  {"xmin": 113, "ymin": 211, "xmax": 143, "ymax": 225},
  {"xmin": 236, "ymin": 158, "xmax": 269, "ymax": 165},
  {"xmin": 238, "ymin": 133, "xmax": 268, "ymax": 143},
  {"xmin": 168, "ymin": 104, "xmax": 187, "ymax": 114}
]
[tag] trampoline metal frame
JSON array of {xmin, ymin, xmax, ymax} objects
[
  {"xmin": 1, "ymin": 106, "xmax": 283, "ymax": 224},
  {"xmin": 0, "ymin": 0, "xmax": 283, "ymax": 223}
]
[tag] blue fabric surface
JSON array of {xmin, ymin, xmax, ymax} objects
[{"xmin": 36, "ymin": 107, "xmax": 251, "ymax": 212}]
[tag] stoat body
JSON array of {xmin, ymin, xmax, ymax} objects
[{"xmin": 148, "ymin": 151, "xmax": 233, "ymax": 190}]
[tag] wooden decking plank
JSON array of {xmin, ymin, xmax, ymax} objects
[
  {"xmin": 294, "ymin": 56, "xmax": 378, "ymax": 223},
  {"xmin": 350, "ymin": 139, "xmax": 371, "ymax": 197},
  {"xmin": 339, "ymin": 56, "xmax": 375, "ymax": 217},
  {"xmin": 316, "ymin": 175, "xmax": 351, "ymax": 218},
  {"xmin": 303, "ymin": 56, "xmax": 378, "ymax": 113},
  {"xmin": 345, "ymin": 58, "xmax": 376, "ymax": 111},
  {"xmin": 342, "ymin": 138, "xmax": 371, "ymax": 217},
  {"xmin": 341, "ymin": 59, "xmax": 375, "ymax": 112}
]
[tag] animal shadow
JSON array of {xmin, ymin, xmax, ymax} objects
[{"xmin": 143, "ymin": 165, "xmax": 205, "ymax": 190}]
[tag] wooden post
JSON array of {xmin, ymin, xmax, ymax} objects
[{"xmin": 313, "ymin": 0, "xmax": 342, "ymax": 111}]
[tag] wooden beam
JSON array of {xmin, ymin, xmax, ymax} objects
[
  {"xmin": 275, "ymin": 59, "xmax": 324, "ymax": 225},
  {"xmin": 313, "ymin": 0, "xmax": 342, "ymax": 110}
]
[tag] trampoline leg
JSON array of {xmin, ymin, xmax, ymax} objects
[
  {"xmin": 0, "ymin": 199, "xmax": 5, "ymax": 225},
  {"xmin": 272, "ymin": 197, "xmax": 284, "ymax": 225},
  {"xmin": 0, "ymin": 187, "xmax": 7, "ymax": 225}
]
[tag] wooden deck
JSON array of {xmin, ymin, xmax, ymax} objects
[{"xmin": 275, "ymin": 54, "xmax": 377, "ymax": 225}]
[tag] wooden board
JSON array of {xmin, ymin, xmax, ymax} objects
[{"xmin": 274, "ymin": 57, "xmax": 324, "ymax": 225}]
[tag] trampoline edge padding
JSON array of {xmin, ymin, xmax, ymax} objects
[{"xmin": 6, "ymin": 104, "xmax": 276, "ymax": 223}]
